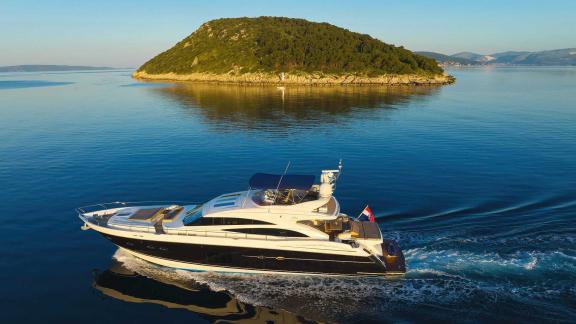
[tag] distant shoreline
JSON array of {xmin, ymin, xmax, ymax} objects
[
  {"xmin": 133, "ymin": 71, "xmax": 455, "ymax": 86},
  {"xmin": 0, "ymin": 65, "xmax": 125, "ymax": 73}
]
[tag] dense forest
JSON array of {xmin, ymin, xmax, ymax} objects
[{"xmin": 138, "ymin": 17, "xmax": 444, "ymax": 76}]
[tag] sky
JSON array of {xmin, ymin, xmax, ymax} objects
[{"xmin": 1, "ymin": 0, "xmax": 575, "ymax": 67}]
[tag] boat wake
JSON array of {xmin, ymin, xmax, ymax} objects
[
  {"xmin": 111, "ymin": 244, "xmax": 576, "ymax": 322},
  {"xmin": 405, "ymin": 247, "xmax": 576, "ymax": 277}
]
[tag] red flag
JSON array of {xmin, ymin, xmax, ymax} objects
[{"xmin": 361, "ymin": 205, "xmax": 376, "ymax": 222}]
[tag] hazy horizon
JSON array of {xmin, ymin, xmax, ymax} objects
[{"xmin": 2, "ymin": 0, "xmax": 575, "ymax": 68}]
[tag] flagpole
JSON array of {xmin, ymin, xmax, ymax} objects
[{"xmin": 354, "ymin": 205, "xmax": 368, "ymax": 221}]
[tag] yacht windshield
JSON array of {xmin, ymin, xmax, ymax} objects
[
  {"xmin": 182, "ymin": 204, "xmax": 203, "ymax": 225},
  {"xmin": 252, "ymin": 189, "xmax": 319, "ymax": 206}
]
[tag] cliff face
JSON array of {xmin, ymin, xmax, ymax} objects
[{"xmin": 135, "ymin": 17, "xmax": 454, "ymax": 85}]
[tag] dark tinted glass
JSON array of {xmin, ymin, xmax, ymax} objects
[
  {"xmin": 185, "ymin": 217, "xmax": 273, "ymax": 226},
  {"xmin": 225, "ymin": 228, "xmax": 308, "ymax": 237}
]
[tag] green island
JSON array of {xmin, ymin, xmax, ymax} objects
[{"xmin": 134, "ymin": 17, "xmax": 454, "ymax": 85}]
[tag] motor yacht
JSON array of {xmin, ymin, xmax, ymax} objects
[{"xmin": 78, "ymin": 165, "xmax": 405, "ymax": 276}]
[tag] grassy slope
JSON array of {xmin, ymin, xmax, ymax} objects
[{"xmin": 138, "ymin": 17, "xmax": 444, "ymax": 76}]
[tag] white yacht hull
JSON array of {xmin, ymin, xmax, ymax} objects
[
  {"xmin": 79, "ymin": 205, "xmax": 407, "ymax": 275},
  {"xmin": 81, "ymin": 219, "xmax": 404, "ymax": 276}
]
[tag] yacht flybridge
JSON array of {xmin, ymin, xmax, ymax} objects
[{"xmin": 78, "ymin": 166, "xmax": 406, "ymax": 276}]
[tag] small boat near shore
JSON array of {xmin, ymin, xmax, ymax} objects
[{"xmin": 78, "ymin": 164, "xmax": 405, "ymax": 276}]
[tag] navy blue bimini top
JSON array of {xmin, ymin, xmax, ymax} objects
[{"xmin": 249, "ymin": 173, "xmax": 315, "ymax": 190}]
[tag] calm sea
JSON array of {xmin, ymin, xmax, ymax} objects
[{"xmin": 0, "ymin": 68, "xmax": 575, "ymax": 323}]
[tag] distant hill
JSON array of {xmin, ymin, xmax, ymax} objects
[
  {"xmin": 490, "ymin": 51, "xmax": 531, "ymax": 59},
  {"xmin": 452, "ymin": 52, "xmax": 495, "ymax": 62},
  {"xmin": 451, "ymin": 52, "xmax": 485, "ymax": 61},
  {"xmin": 415, "ymin": 51, "xmax": 481, "ymax": 66},
  {"xmin": 0, "ymin": 65, "xmax": 118, "ymax": 72},
  {"xmin": 135, "ymin": 17, "xmax": 453, "ymax": 85},
  {"xmin": 422, "ymin": 49, "xmax": 576, "ymax": 66},
  {"xmin": 491, "ymin": 48, "xmax": 576, "ymax": 65}
]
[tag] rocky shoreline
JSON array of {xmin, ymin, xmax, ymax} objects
[{"xmin": 132, "ymin": 71, "xmax": 455, "ymax": 85}]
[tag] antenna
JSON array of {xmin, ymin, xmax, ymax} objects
[
  {"xmin": 274, "ymin": 161, "xmax": 291, "ymax": 196},
  {"xmin": 269, "ymin": 161, "xmax": 291, "ymax": 211}
]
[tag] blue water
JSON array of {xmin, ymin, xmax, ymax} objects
[
  {"xmin": 0, "ymin": 68, "xmax": 575, "ymax": 323},
  {"xmin": 0, "ymin": 80, "xmax": 73, "ymax": 89}
]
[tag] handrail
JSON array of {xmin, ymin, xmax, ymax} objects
[
  {"xmin": 82, "ymin": 216, "xmax": 331, "ymax": 242},
  {"xmin": 75, "ymin": 200, "xmax": 202, "ymax": 215}
]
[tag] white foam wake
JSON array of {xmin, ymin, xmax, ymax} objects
[{"xmin": 111, "ymin": 247, "xmax": 576, "ymax": 321}]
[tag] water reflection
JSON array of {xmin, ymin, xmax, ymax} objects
[
  {"xmin": 93, "ymin": 259, "xmax": 315, "ymax": 323},
  {"xmin": 93, "ymin": 250, "xmax": 483, "ymax": 323},
  {"xmin": 151, "ymin": 83, "xmax": 440, "ymax": 130},
  {"xmin": 0, "ymin": 80, "xmax": 73, "ymax": 89}
]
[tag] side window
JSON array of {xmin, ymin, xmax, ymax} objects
[
  {"xmin": 186, "ymin": 217, "xmax": 214, "ymax": 226},
  {"xmin": 221, "ymin": 218, "xmax": 272, "ymax": 225},
  {"xmin": 185, "ymin": 217, "xmax": 273, "ymax": 226},
  {"xmin": 225, "ymin": 228, "xmax": 308, "ymax": 237}
]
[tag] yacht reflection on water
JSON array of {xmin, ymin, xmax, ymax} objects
[
  {"xmin": 151, "ymin": 83, "xmax": 440, "ymax": 129},
  {"xmin": 93, "ymin": 258, "xmax": 314, "ymax": 323}
]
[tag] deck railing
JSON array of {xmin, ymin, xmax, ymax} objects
[
  {"xmin": 77, "ymin": 201, "xmax": 318, "ymax": 241},
  {"xmin": 75, "ymin": 200, "xmax": 200, "ymax": 215}
]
